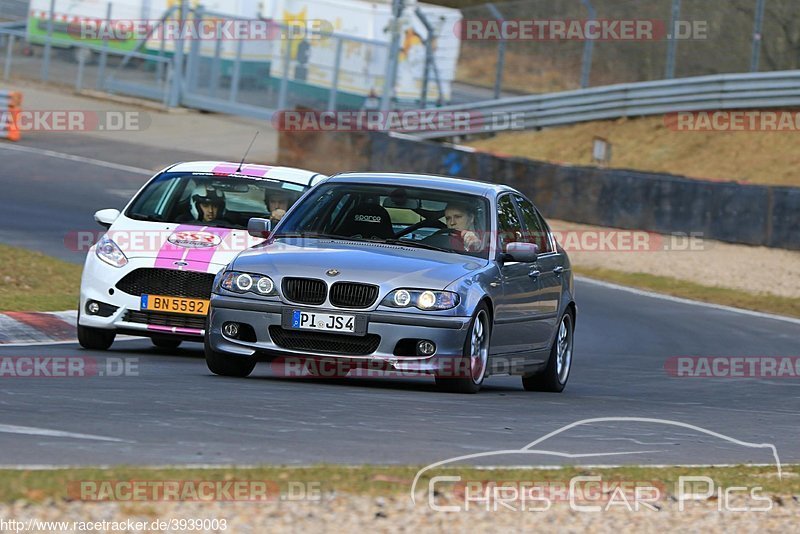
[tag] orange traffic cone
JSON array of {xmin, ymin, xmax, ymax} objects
[{"xmin": 6, "ymin": 91, "xmax": 22, "ymax": 141}]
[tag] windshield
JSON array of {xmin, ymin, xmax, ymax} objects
[
  {"xmin": 125, "ymin": 172, "xmax": 308, "ymax": 229},
  {"xmin": 275, "ymin": 182, "xmax": 491, "ymax": 259}
]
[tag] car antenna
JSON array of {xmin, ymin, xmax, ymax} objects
[{"xmin": 235, "ymin": 131, "xmax": 259, "ymax": 173}]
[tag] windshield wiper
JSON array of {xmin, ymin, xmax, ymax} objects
[
  {"xmin": 381, "ymin": 238, "xmax": 453, "ymax": 253},
  {"xmin": 274, "ymin": 232, "xmax": 346, "ymax": 240},
  {"xmin": 131, "ymin": 214, "xmax": 166, "ymax": 223},
  {"xmin": 274, "ymin": 234, "xmax": 453, "ymax": 253}
]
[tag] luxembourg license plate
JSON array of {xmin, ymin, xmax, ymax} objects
[
  {"xmin": 141, "ymin": 294, "xmax": 210, "ymax": 316},
  {"xmin": 291, "ymin": 310, "xmax": 355, "ymax": 333}
]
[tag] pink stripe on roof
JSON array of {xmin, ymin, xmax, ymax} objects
[{"xmin": 211, "ymin": 163, "xmax": 273, "ymax": 177}]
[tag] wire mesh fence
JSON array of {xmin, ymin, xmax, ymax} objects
[
  {"xmin": 457, "ymin": 0, "xmax": 798, "ymax": 94},
  {"xmin": 0, "ymin": 0, "xmax": 26, "ymax": 22},
  {"xmin": 0, "ymin": 0, "xmax": 795, "ymax": 115}
]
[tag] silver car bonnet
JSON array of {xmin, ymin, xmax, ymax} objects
[{"xmin": 231, "ymin": 237, "xmax": 489, "ymax": 290}]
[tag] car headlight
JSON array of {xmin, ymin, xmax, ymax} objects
[
  {"xmin": 217, "ymin": 271, "xmax": 277, "ymax": 297},
  {"xmin": 382, "ymin": 289, "xmax": 460, "ymax": 311},
  {"xmin": 256, "ymin": 276, "xmax": 274, "ymax": 294},
  {"xmin": 235, "ymin": 273, "xmax": 253, "ymax": 291},
  {"xmin": 393, "ymin": 289, "xmax": 411, "ymax": 307},
  {"xmin": 95, "ymin": 234, "xmax": 127, "ymax": 268}
]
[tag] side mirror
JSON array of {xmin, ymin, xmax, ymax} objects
[
  {"xmin": 94, "ymin": 208, "xmax": 120, "ymax": 229},
  {"xmin": 504, "ymin": 242, "xmax": 539, "ymax": 263},
  {"xmin": 247, "ymin": 217, "xmax": 272, "ymax": 238}
]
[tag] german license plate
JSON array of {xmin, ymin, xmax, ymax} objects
[
  {"xmin": 141, "ymin": 294, "xmax": 209, "ymax": 316},
  {"xmin": 291, "ymin": 310, "xmax": 355, "ymax": 333}
]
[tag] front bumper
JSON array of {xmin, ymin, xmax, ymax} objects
[
  {"xmin": 78, "ymin": 255, "xmax": 218, "ymax": 340},
  {"xmin": 207, "ymin": 294, "xmax": 471, "ymax": 373}
]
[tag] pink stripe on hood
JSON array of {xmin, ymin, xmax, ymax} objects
[
  {"xmin": 183, "ymin": 227, "xmax": 232, "ymax": 268},
  {"xmin": 154, "ymin": 225, "xmax": 230, "ymax": 273},
  {"xmin": 153, "ymin": 224, "xmax": 201, "ymax": 269}
]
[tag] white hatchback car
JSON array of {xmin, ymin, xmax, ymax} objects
[{"xmin": 78, "ymin": 161, "xmax": 326, "ymax": 350}]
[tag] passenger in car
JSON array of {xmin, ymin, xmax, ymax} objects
[{"xmin": 266, "ymin": 190, "xmax": 291, "ymax": 226}]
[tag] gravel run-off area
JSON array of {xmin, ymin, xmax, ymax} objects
[
  {"xmin": 2, "ymin": 493, "xmax": 798, "ymax": 533},
  {"xmin": 549, "ymin": 220, "xmax": 800, "ymax": 299}
]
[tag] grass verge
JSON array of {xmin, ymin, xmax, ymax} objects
[
  {"xmin": 0, "ymin": 243, "xmax": 796, "ymax": 319},
  {"xmin": 575, "ymin": 266, "xmax": 800, "ymax": 319},
  {"xmin": 0, "ymin": 465, "xmax": 795, "ymax": 503},
  {"xmin": 468, "ymin": 116, "xmax": 800, "ymax": 187},
  {"xmin": 0, "ymin": 244, "xmax": 82, "ymax": 312}
]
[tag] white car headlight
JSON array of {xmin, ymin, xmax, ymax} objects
[
  {"xmin": 218, "ymin": 271, "xmax": 277, "ymax": 297},
  {"xmin": 95, "ymin": 234, "xmax": 127, "ymax": 268},
  {"xmin": 235, "ymin": 273, "xmax": 253, "ymax": 291},
  {"xmin": 393, "ymin": 289, "xmax": 411, "ymax": 307},
  {"xmin": 256, "ymin": 276, "xmax": 274, "ymax": 295},
  {"xmin": 382, "ymin": 289, "xmax": 460, "ymax": 311},
  {"xmin": 417, "ymin": 290, "xmax": 437, "ymax": 310}
]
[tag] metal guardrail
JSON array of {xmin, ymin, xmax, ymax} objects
[{"xmin": 415, "ymin": 70, "xmax": 800, "ymax": 139}]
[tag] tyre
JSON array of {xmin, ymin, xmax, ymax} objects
[
  {"xmin": 436, "ymin": 302, "xmax": 490, "ymax": 394},
  {"xmin": 151, "ymin": 337, "xmax": 182, "ymax": 350},
  {"xmin": 522, "ymin": 311, "xmax": 574, "ymax": 393},
  {"xmin": 204, "ymin": 332, "xmax": 256, "ymax": 377},
  {"xmin": 77, "ymin": 324, "xmax": 116, "ymax": 351}
]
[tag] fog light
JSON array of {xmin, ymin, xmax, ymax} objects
[
  {"xmin": 417, "ymin": 340, "xmax": 436, "ymax": 356},
  {"xmin": 223, "ymin": 322, "xmax": 240, "ymax": 338},
  {"xmin": 87, "ymin": 301, "xmax": 100, "ymax": 315}
]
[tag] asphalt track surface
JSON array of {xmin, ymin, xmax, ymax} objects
[{"xmin": 0, "ymin": 137, "xmax": 798, "ymax": 468}]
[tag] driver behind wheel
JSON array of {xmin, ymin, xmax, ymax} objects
[
  {"xmin": 444, "ymin": 201, "xmax": 482, "ymax": 251},
  {"xmin": 177, "ymin": 184, "xmax": 228, "ymax": 224}
]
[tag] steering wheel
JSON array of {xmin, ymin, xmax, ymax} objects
[
  {"xmin": 394, "ymin": 219, "xmax": 446, "ymax": 238},
  {"xmin": 422, "ymin": 227, "xmax": 465, "ymax": 248},
  {"xmin": 428, "ymin": 227, "xmax": 460, "ymax": 238},
  {"xmin": 427, "ymin": 227, "xmax": 486, "ymax": 253}
]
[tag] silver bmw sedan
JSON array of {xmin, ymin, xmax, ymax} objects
[{"xmin": 205, "ymin": 172, "xmax": 576, "ymax": 394}]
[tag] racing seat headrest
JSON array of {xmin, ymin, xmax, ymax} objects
[{"xmin": 338, "ymin": 202, "xmax": 394, "ymax": 240}]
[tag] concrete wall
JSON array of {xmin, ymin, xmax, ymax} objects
[{"xmin": 278, "ymin": 130, "xmax": 800, "ymax": 251}]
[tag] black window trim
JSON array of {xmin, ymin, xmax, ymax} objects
[
  {"xmin": 495, "ymin": 192, "xmax": 523, "ymax": 253},
  {"xmin": 509, "ymin": 193, "xmax": 558, "ymax": 257}
]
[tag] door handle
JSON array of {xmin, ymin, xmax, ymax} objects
[
  {"xmin": 528, "ymin": 269, "xmax": 541, "ymax": 279},
  {"xmin": 553, "ymin": 266, "xmax": 564, "ymax": 275}
]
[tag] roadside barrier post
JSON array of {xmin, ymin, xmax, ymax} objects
[{"xmin": 0, "ymin": 90, "xmax": 22, "ymax": 141}]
